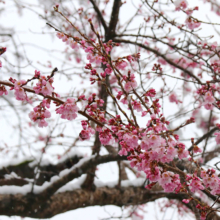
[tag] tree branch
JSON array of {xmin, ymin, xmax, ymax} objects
[
  {"xmin": 0, "ymin": 155, "xmax": 82, "ymax": 186},
  {"xmin": 113, "ymin": 38, "xmax": 203, "ymax": 84},
  {"xmin": 106, "ymin": 0, "xmax": 122, "ymax": 40},
  {"xmin": 0, "ymin": 186, "xmax": 188, "ymax": 218},
  {"xmin": 38, "ymin": 154, "xmax": 127, "ymax": 199},
  {"xmin": 89, "ymin": 0, "xmax": 108, "ymax": 32},
  {"xmin": 0, "ymin": 80, "xmax": 104, "ymax": 127},
  {"xmin": 188, "ymin": 127, "xmax": 219, "ymax": 151}
]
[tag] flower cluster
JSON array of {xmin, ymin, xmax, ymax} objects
[
  {"xmin": 33, "ymin": 71, "xmax": 54, "ymax": 96},
  {"xmin": 174, "ymin": 0, "xmax": 188, "ymax": 11},
  {"xmin": 185, "ymin": 17, "xmax": 201, "ymax": 30},
  {"xmin": 57, "ymin": 32, "xmax": 80, "ymax": 51},
  {"xmin": 203, "ymin": 91, "xmax": 215, "ymax": 110},
  {"xmin": 210, "ymin": 56, "xmax": 220, "ymax": 74},
  {"xmin": 79, "ymin": 120, "xmax": 95, "ymax": 141},
  {"xmin": 0, "ymin": 84, "xmax": 8, "ymax": 96},
  {"xmin": 197, "ymin": 84, "xmax": 216, "ymax": 110},
  {"xmin": 132, "ymin": 100, "xmax": 143, "ymax": 112},
  {"xmin": 201, "ymin": 169, "xmax": 220, "ymax": 195},
  {"xmin": 123, "ymin": 73, "xmax": 138, "ymax": 92},
  {"xmin": 56, "ymin": 98, "xmax": 79, "ymax": 120},
  {"xmin": 9, "ymin": 78, "xmax": 30, "ymax": 102},
  {"xmin": 214, "ymin": 132, "xmax": 220, "ymax": 145},
  {"xmin": 99, "ymin": 128, "xmax": 113, "ymax": 145},
  {"xmin": 29, "ymin": 99, "xmax": 51, "ymax": 127},
  {"xmin": 158, "ymin": 172, "xmax": 181, "ymax": 192},
  {"xmin": 187, "ymin": 175, "xmax": 204, "ymax": 193},
  {"xmin": 56, "ymin": 31, "xmax": 115, "ymax": 81},
  {"xmin": 106, "ymin": 107, "xmax": 191, "ymax": 193},
  {"xmin": 169, "ymin": 92, "xmax": 181, "ymax": 104}
]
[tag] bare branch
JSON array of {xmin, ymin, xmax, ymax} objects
[{"xmin": 89, "ymin": 0, "xmax": 108, "ymax": 32}]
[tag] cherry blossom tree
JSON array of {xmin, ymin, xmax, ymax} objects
[{"xmin": 1, "ymin": 0, "xmax": 220, "ymax": 219}]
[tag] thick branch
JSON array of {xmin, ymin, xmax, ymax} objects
[
  {"xmin": 81, "ymin": 132, "xmax": 101, "ymax": 190},
  {"xmin": 38, "ymin": 154, "xmax": 127, "ymax": 199},
  {"xmin": 0, "ymin": 186, "xmax": 188, "ymax": 218},
  {"xmin": 106, "ymin": 0, "xmax": 122, "ymax": 40},
  {"xmin": 0, "ymin": 155, "xmax": 82, "ymax": 186}
]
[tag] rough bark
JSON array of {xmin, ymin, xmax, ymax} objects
[
  {"xmin": 0, "ymin": 156, "xmax": 82, "ymax": 186},
  {"xmin": 106, "ymin": 0, "xmax": 122, "ymax": 41},
  {"xmin": 1, "ymin": 185, "xmax": 219, "ymax": 219},
  {"xmin": 0, "ymin": 186, "xmax": 187, "ymax": 218}
]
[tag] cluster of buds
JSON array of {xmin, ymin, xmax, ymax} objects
[
  {"xmin": 33, "ymin": 70, "xmax": 54, "ymax": 96},
  {"xmin": 29, "ymin": 99, "xmax": 51, "ymax": 127}
]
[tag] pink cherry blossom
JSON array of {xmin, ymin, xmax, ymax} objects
[
  {"xmin": 116, "ymin": 60, "xmax": 128, "ymax": 70},
  {"xmin": 204, "ymin": 103, "xmax": 213, "ymax": 110},
  {"xmin": 124, "ymin": 81, "xmax": 138, "ymax": 92},
  {"xmin": 204, "ymin": 91, "xmax": 215, "ymax": 104},
  {"xmin": 203, "ymin": 91, "xmax": 215, "ymax": 110},
  {"xmin": 141, "ymin": 135, "xmax": 164, "ymax": 150},
  {"xmin": 79, "ymin": 121, "xmax": 95, "ymax": 141},
  {"xmin": 29, "ymin": 101, "xmax": 51, "ymax": 127},
  {"xmin": 14, "ymin": 87, "xmax": 27, "ymax": 101},
  {"xmin": 14, "ymin": 80, "xmax": 26, "ymax": 89},
  {"xmin": 79, "ymin": 128, "xmax": 95, "ymax": 141},
  {"xmin": 118, "ymin": 147, "xmax": 128, "ymax": 156},
  {"xmin": 103, "ymin": 65, "xmax": 112, "ymax": 75},
  {"xmin": 132, "ymin": 100, "xmax": 143, "ymax": 112},
  {"xmin": 185, "ymin": 17, "xmax": 201, "ymax": 30},
  {"xmin": 178, "ymin": 148, "xmax": 189, "ymax": 159},
  {"xmin": 200, "ymin": 212, "xmax": 207, "ymax": 220},
  {"xmin": 158, "ymin": 172, "xmax": 181, "ymax": 192},
  {"xmin": 214, "ymin": 132, "xmax": 220, "ymax": 145},
  {"xmin": 124, "ymin": 74, "xmax": 138, "ymax": 92},
  {"xmin": 13, "ymin": 80, "xmax": 29, "ymax": 101},
  {"xmin": 33, "ymin": 75, "xmax": 54, "ymax": 96},
  {"xmin": 123, "ymin": 133, "xmax": 138, "ymax": 148},
  {"xmin": 0, "ymin": 85, "xmax": 8, "ymax": 96},
  {"xmin": 174, "ymin": 0, "xmax": 188, "ymax": 11},
  {"xmin": 169, "ymin": 92, "xmax": 181, "ymax": 104},
  {"xmin": 189, "ymin": 176, "xmax": 204, "ymax": 192},
  {"xmin": 56, "ymin": 98, "xmax": 79, "ymax": 120},
  {"xmin": 145, "ymin": 167, "xmax": 161, "ymax": 182},
  {"xmin": 99, "ymin": 128, "xmax": 113, "ymax": 145},
  {"xmin": 145, "ymin": 88, "xmax": 156, "ymax": 97},
  {"xmin": 201, "ymin": 169, "xmax": 220, "ymax": 195},
  {"xmin": 166, "ymin": 146, "xmax": 177, "ymax": 161},
  {"xmin": 193, "ymin": 145, "xmax": 202, "ymax": 154}
]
